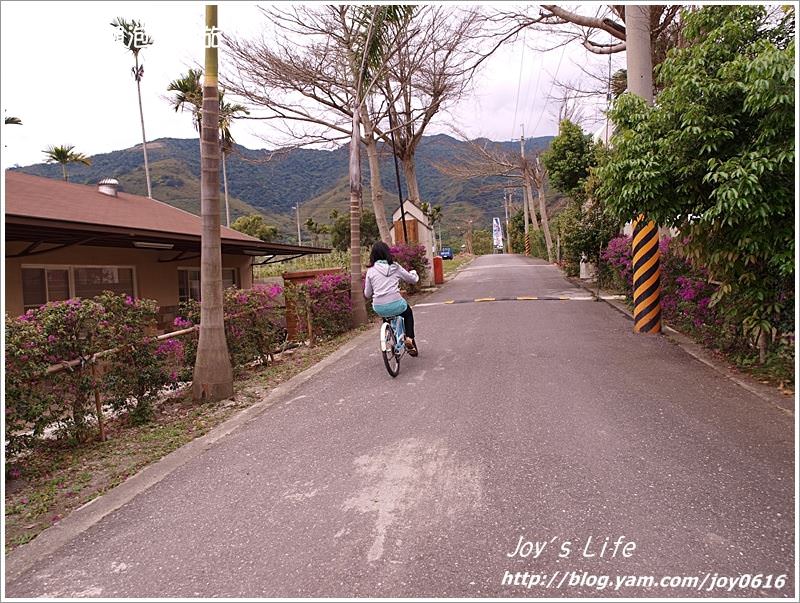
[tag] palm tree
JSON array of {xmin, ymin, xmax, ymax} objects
[
  {"xmin": 219, "ymin": 91, "xmax": 249, "ymax": 227},
  {"xmin": 167, "ymin": 72, "xmax": 249, "ymax": 227},
  {"xmin": 167, "ymin": 68, "xmax": 203, "ymax": 133},
  {"xmin": 345, "ymin": 5, "xmax": 414, "ymax": 327},
  {"xmin": 193, "ymin": 5, "xmax": 233, "ymax": 402},
  {"xmin": 43, "ymin": 145, "xmax": 91, "ymax": 181},
  {"xmin": 111, "ymin": 17, "xmax": 154, "ymax": 198},
  {"xmin": 5, "ymin": 116, "xmax": 22, "ymax": 125}
]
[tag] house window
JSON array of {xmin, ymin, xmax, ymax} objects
[
  {"xmin": 21, "ymin": 265, "xmax": 136, "ymax": 311},
  {"xmin": 178, "ymin": 268, "xmax": 237, "ymax": 302},
  {"xmin": 21, "ymin": 268, "xmax": 70, "ymax": 310},
  {"xmin": 74, "ymin": 267, "xmax": 134, "ymax": 299}
]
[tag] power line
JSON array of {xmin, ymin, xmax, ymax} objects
[
  {"xmin": 509, "ymin": 32, "xmax": 526, "ymax": 141},
  {"xmin": 532, "ymin": 44, "xmax": 566, "ymax": 135},
  {"xmin": 524, "ymin": 52, "xmax": 545, "ymax": 135}
]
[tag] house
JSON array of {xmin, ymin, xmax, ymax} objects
[
  {"xmin": 388, "ymin": 201, "xmax": 434, "ymax": 286},
  {"xmin": 4, "ymin": 172, "xmax": 329, "ymax": 325}
]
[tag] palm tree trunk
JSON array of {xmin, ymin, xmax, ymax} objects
[
  {"xmin": 193, "ymin": 5, "xmax": 233, "ymax": 401},
  {"xmin": 135, "ymin": 54, "xmax": 153, "ymax": 199},
  {"xmin": 61, "ymin": 163, "xmax": 68, "ymax": 182},
  {"xmin": 349, "ymin": 101, "xmax": 368, "ymax": 327},
  {"xmin": 222, "ymin": 150, "xmax": 230, "ymax": 227}
]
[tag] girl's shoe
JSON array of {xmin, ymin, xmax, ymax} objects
[{"xmin": 405, "ymin": 338, "xmax": 418, "ymax": 357}]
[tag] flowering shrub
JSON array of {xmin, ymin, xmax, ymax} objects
[
  {"xmin": 390, "ymin": 244, "xmax": 429, "ymax": 293},
  {"xmin": 176, "ymin": 284, "xmax": 285, "ymax": 373},
  {"xmin": 601, "ymin": 235, "xmax": 633, "ymax": 291},
  {"xmin": 602, "ymin": 236, "xmax": 734, "ymax": 349},
  {"xmin": 95, "ymin": 292, "xmax": 165, "ymax": 424},
  {"xmin": 287, "ymin": 272, "xmax": 352, "ymax": 341},
  {"xmin": 5, "ymin": 294, "xmax": 163, "ymax": 448},
  {"xmin": 5, "ymin": 313, "xmax": 54, "ymax": 454},
  {"xmin": 26, "ymin": 298, "xmax": 111, "ymax": 443}
]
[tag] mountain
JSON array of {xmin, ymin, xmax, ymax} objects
[{"xmin": 14, "ymin": 134, "xmax": 559, "ymax": 244}]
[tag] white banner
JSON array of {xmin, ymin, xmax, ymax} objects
[{"xmin": 492, "ymin": 217, "xmax": 503, "ymax": 248}]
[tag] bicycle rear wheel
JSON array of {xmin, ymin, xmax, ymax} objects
[{"xmin": 382, "ymin": 324, "xmax": 401, "ymax": 377}]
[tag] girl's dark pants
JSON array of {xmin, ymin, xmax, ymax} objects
[{"xmin": 400, "ymin": 305, "xmax": 415, "ymax": 339}]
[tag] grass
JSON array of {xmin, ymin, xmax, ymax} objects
[
  {"xmin": 254, "ymin": 249, "xmax": 355, "ymax": 278},
  {"xmin": 4, "ymin": 323, "xmax": 373, "ymax": 554},
  {"xmin": 442, "ymin": 253, "xmax": 475, "ymax": 278}
]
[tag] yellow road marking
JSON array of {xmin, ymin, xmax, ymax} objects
[
  {"xmin": 516, "ymin": 296, "xmax": 538, "ymax": 300},
  {"xmin": 559, "ymin": 296, "xmax": 570, "ymax": 300},
  {"xmin": 474, "ymin": 297, "xmax": 496, "ymax": 302},
  {"xmin": 444, "ymin": 300, "xmax": 455, "ymax": 304}
]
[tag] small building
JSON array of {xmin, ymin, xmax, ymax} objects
[
  {"xmin": 388, "ymin": 201, "xmax": 434, "ymax": 286},
  {"xmin": 5, "ymin": 172, "xmax": 328, "ymax": 326}
]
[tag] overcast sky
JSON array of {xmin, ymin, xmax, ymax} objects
[{"xmin": 1, "ymin": 1, "xmax": 619, "ymax": 169}]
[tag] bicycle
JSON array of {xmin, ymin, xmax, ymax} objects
[{"xmin": 379, "ymin": 314, "xmax": 416, "ymax": 377}]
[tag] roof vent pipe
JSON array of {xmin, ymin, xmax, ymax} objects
[{"xmin": 97, "ymin": 178, "xmax": 119, "ymax": 197}]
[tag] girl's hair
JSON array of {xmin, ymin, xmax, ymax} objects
[{"xmin": 368, "ymin": 241, "xmax": 394, "ymax": 266}]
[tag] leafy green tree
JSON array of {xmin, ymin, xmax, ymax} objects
[
  {"xmin": 42, "ymin": 145, "xmax": 91, "ymax": 181},
  {"xmin": 472, "ymin": 229, "xmax": 493, "ymax": 256},
  {"xmin": 541, "ymin": 119, "xmax": 598, "ymax": 202},
  {"xmin": 231, "ymin": 214, "xmax": 277, "ymax": 242},
  {"xmin": 111, "ymin": 17, "xmax": 154, "ymax": 198},
  {"xmin": 304, "ymin": 217, "xmax": 330, "ymax": 246},
  {"xmin": 598, "ymin": 5, "xmax": 795, "ymax": 356},
  {"xmin": 329, "ymin": 209, "xmax": 379, "ymax": 252}
]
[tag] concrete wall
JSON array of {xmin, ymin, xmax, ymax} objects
[{"xmin": 5, "ymin": 242, "xmax": 252, "ymax": 318}]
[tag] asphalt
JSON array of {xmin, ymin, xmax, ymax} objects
[{"xmin": 4, "ymin": 254, "xmax": 795, "ymax": 598}]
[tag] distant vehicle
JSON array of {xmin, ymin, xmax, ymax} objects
[{"xmin": 439, "ymin": 247, "xmax": 453, "ymax": 260}]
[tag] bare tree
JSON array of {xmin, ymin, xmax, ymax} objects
[
  {"xmin": 485, "ymin": 5, "xmax": 682, "ymax": 60},
  {"xmin": 377, "ymin": 7, "xmax": 492, "ymax": 204},
  {"xmin": 224, "ymin": 6, "xmax": 400, "ymax": 242}
]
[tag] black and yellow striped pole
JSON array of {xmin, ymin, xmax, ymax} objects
[
  {"xmin": 524, "ymin": 232, "xmax": 531, "ymax": 256},
  {"xmin": 632, "ymin": 215, "xmax": 661, "ymax": 333}
]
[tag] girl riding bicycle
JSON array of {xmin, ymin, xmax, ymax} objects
[{"xmin": 364, "ymin": 241, "xmax": 419, "ymax": 356}]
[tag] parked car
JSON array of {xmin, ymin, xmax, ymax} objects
[{"xmin": 439, "ymin": 247, "xmax": 453, "ymax": 260}]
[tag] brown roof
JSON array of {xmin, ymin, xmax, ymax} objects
[
  {"xmin": 4, "ymin": 171, "xmax": 330, "ymax": 256},
  {"xmin": 5, "ymin": 171, "xmax": 257, "ymax": 243}
]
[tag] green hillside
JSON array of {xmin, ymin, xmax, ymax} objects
[{"xmin": 15, "ymin": 134, "xmax": 558, "ymax": 244}]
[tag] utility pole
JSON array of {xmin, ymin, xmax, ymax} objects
[
  {"xmin": 294, "ymin": 203, "xmax": 302, "ymax": 245},
  {"xmin": 503, "ymin": 190, "xmax": 511, "ymax": 254},
  {"xmin": 520, "ymin": 137, "xmax": 540, "ymax": 233},
  {"xmin": 626, "ymin": 5, "xmax": 661, "ymax": 334},
  {"xmin": 520, "ymin": 127, "xmax": 531, "ymax": 255}
]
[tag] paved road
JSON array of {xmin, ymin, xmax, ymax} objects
[{"xmin": 5, "ymin": 255, "xmax": 794, "ymax": 598}]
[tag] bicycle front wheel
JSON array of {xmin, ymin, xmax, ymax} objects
[{"xmin": 382, "ymin": 325, "xmax": 400, "ymax": 377}]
